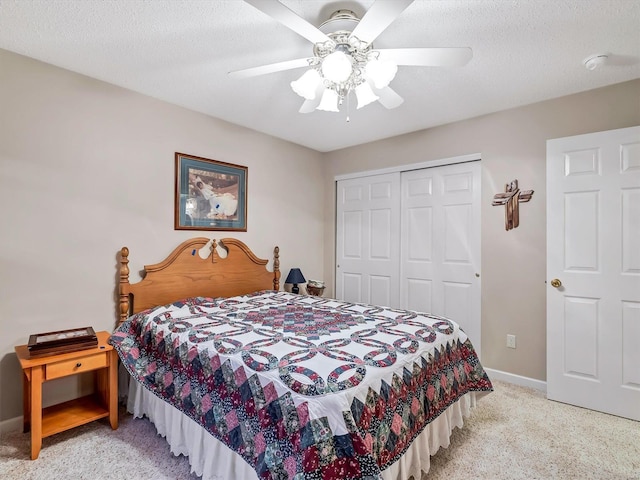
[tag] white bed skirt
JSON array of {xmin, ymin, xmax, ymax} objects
[{"xmin": 128, "ymin": 380, "xmax": 478, "ymax": 480}]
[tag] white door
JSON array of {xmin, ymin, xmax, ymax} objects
[
  {"xmin": 400, "ymin": 162, "xmax": 481, "ymax": 351},
  {"xmin": 336, "ymin": 173, "xmax": 401, "ymax": 307},
  {"xmin": 547, "ymin": 125, "xmax": 640, "ymax": 421}
]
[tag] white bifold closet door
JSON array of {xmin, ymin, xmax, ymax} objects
[
  {"xmin": 336, "ymin": 161, "xmax": 481, "ymax": 352},
  {"xmin": 335, "ymin": 172, "xmax": 401, "ymax": 309},
  {"xmin": 400, "ymin": 163, "xmax": 481, "ymax": 350}
]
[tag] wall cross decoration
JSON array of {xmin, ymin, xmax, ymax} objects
[{"xmin": 492, "ymin": 179, "xmax": 534, "ymax": 231}]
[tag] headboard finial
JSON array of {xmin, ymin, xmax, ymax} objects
[
  {"xmin": 119, "ymin": 247, "xmax": 131, "ymax": 327},
  {"xmin": 274, "ymin": 246, "xmax": 280, "ymax": 291}
]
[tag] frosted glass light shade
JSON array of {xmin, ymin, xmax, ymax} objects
[
  {"xmin": 316, "ymin": 88, "xmax": 340, "ymax": 112},
  {"xmin": 290, "ymin": 69, "xmax": 322, "ymax": 100},
  {"xmin": 365, "ymin": 58, "xmax": 397, "ymax": 89},
  {"xmin": 355, "ymin": 82, "xmax": 379, "ymax": 109},
  {"xmin": 321, "ymin": 51, "xmax": 353, "ymax": 83}
]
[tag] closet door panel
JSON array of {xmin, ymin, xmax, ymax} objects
[
  {"xmin": 336, "ymin": 173, "xmax": 400, "ymax": 307},
  {"xmin": 342, "ymin": 273, "xmax": 363, "ymax": 304},
  {"xmin": 406, "ymin": 278, "xmax": 432, "ymax": 313},
  {"xmin": 401, "ymin": 162, "xmax": 481, "ymax": 351},
  {"xmin": 401, "ymin": 170, "xmax": 437, "ymax": 313}
]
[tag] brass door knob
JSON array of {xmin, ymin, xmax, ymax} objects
[{"xmin": 550, "ymin": 278, "xmax": 562, "ymax": 288}]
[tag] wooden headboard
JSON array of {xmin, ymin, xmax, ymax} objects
[{"xmin": 118, "ymin": 237, "xmax": 280, "ymax": 325}]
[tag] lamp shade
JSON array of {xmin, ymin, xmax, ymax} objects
[
  {"xmin": 365, "ymin": 58, "xmax": 398, "ymax": 89},
  {"xmin": 316, "ymin": 88, "xmax": 340, "ymax": 112},
  {"xmin": 291, "ymin": 69, "xmax": 323, "ymax": 100},
  {"xmin": 285, "ymin": 268, "xmax": 306, "ymax": 285},
  {"xmin": 355, "ymin": 82, "xmax": 379, "ymax": 109}
]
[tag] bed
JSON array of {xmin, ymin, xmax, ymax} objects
[{"xmin": 111, "ymin": 237, "xmax": 492, "ymax": 480}]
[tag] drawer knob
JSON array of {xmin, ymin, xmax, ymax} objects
[{"xmin": 76, "ymin": 362, "xmax": 82, "ymax": 368}]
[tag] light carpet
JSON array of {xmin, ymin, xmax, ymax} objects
[{"xmin": 1, "ymin": 380, "xmax": 638, "ymax": 479}]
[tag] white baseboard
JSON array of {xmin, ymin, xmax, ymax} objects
[
  {"xmin": 0, "ymin": 415, "xmax": 23, "ymax": 434},
  {"xmin": 484, "ymin": 368, "xmax": 547, "ymax": 393}
]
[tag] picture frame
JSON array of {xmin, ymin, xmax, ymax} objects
[
  {"xmin": 28, "ymin": 326, "xmax": 98, "ymax": 357},
  {"xmin": 175, "ymin": 152, "xmax": 248, "ymax": 231}
]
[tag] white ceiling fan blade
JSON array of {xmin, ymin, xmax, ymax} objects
[
  {"xmin": 229, "ymin": 57, "xmax": 313, "ymax": 79},
  {"xmin": 372, "ymin": 84, "xmax": 404, "ymax": 109},
  {"xmin": 299, "ymin": 97, "xmax": 321, "ymax": 113},
  {"xmin": 350, "ymin": 0, "xmax": 414, "ymax": 44},
  {"xmin": 377, "ymin": 48, "xmax": 473, "ymax": 67},
  {"xmin": 244, "ymin": 0, "xmax": 331, "ymax": 45}
]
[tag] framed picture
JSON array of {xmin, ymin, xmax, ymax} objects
[{"xmin": 175, "ymin": 152, "xmax": 248, "ymax": 231}]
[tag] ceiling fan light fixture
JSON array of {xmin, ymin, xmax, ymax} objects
[
  {"xmin": 291, "ymin": 69, "xmax": 322, "ymax": 99},
  {"xmin": 316, "ymin": 88, "xmax": 340, "ymax": 112},
  {"xmin": 321, "ymin": 50, "xmax": 353, "ymax": 83},
  {"xmin": 365, "ymin": 58, "xmax": 398, "ymax": 89},
  {"xmin": 233, "ymin": 2, "xmax": 475, "ymax": 116},
  {"xmin": 355, "ymin": 82, "xmax": 379, "ymax": 109}
]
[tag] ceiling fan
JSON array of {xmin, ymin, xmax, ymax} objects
[{"xmin": 229, "ymin": 0, "xmax": 472, "ymax": 114}]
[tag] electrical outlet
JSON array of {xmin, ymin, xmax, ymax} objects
[{"xmin": 506, "ymin": 334, "xmax": 517, "ymax": 349}]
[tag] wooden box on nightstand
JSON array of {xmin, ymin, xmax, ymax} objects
[{"xmin": 14, "ymin": 330, "xmax": 118, "ymax": 459}]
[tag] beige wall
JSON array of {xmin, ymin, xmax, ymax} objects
[
  {"xmin": 0, "ymin": 50, "xmax": 324, "ymax": 422},
  {"xmin": 323, "ymin": 78, "xmax": 640, "ymax": 381},
  {"xmin": 1, "ymin": 46, "xmax": 638, "ymax": 424}
]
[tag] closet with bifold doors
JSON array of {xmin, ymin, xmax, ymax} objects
[{"xmin": 335, "ymin": 158, "xmax": 482, "ymax": 353}]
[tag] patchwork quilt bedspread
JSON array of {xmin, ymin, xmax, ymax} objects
[{"xmin": 111, "ymin": 291, "xmax": 492, "ymax": 480}]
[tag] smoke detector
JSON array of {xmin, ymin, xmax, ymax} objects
[{"xmin": 583, "ymin": 54, "xmax": 608, "ymax": 71}]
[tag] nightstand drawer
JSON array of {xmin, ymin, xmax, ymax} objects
[{"xmin": 46, "ymin": 352, "xmax": 107, "ymax": 380}]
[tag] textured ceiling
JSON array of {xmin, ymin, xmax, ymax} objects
[{"xmin": 1, "ymin": 0, "xmax": 639, "ymax": 152}]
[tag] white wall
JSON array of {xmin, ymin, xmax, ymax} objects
[
  {"xmin": 323, "ymin": 78, "xmax": 640, "ymax": 382},
  {"xmin": 0, "ymin": 49, "xmax": 324, "ymax": 422}
]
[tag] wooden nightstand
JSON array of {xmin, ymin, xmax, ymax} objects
[{"xmin": 14, "ymin": 330, "xmax": 118, "ymax": 459}]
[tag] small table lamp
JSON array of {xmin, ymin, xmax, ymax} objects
[{"xmin": 285, "ymin": 268, "xmax": 306, "ymax": 294}]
